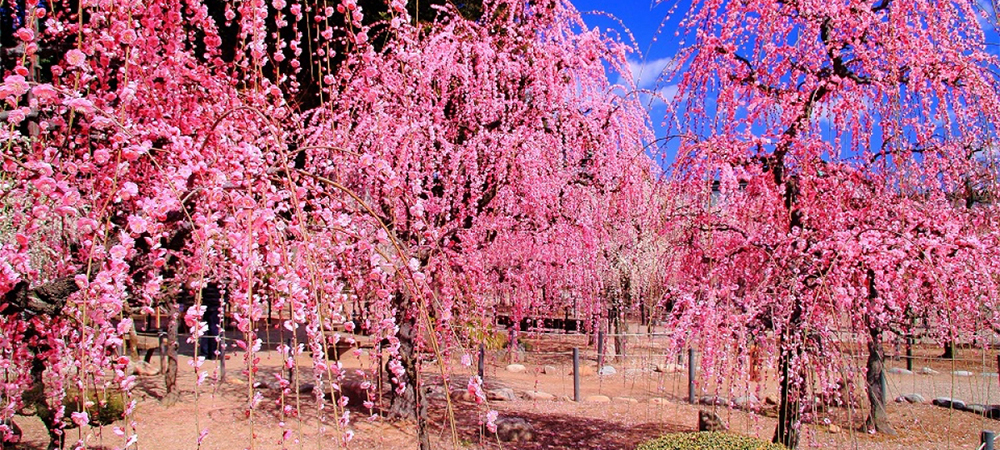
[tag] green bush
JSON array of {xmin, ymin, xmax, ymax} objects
[{"xmin": 637, "ymin": 432, "xmax": 786, "ymax": 450}]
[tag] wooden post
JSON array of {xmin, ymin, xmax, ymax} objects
[
  {"xmin": 573, "ymin": 348, "xmax": 581, "ymax": 402},
  {"xmin": 905, "ymin": 337, "xmax": 913, "ymax": 372},
  {"xmin": 688, "ymin": 348, "xmax": 696, "ymax": 404},
  {"xmin": 597, "ymin": 330, "xmax": 605, "ymax": 369}
]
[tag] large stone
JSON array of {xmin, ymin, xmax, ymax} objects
[
  {"xmin": 932, "ymin": 397, "xmax": 967, "ymax": 410},
  {"xmin": 886, "ymin": 367, "xmax": 913, "ymax": 375},
  {"xmin": 598, "ymin": 366, "xmax": 617, "ymax": 376},
  {"xmin": 895, "ymin": 393, "xmax": 925, "ymax": 404},
  {"xmin": 506, "ymin": 364, "xmax": 527, "ymax": 373},
  {"xmin": 585, "ymin": 395, "xmax": 611, "ymax": 403},
  {"xmin": 733, "ymin": 395, "xmax": 759, "ymax": 410},
  {"xmin": 450, "ymin": 390, "xmax": 475, "ymax": 402},
  {"xmin": 570, "ymin": 366, "xmax": 596, "ymax": 376},
  {"xmin": 522, "ymin": 390, "xmax": 555, "ymax": 401},
  {"xmin": 649, "ymin": 397, "xmax": 669, "ymax": 405},
  {"xmin": 614, "ymin": 396, "xmax": 639, "ymax": 404},
  {"xmin": 764, "ymin": 394, "xmax": 779, "ymax": 406},
  {"xmin": 697, "ymin": 410, "xmax": 727, "ymax": 432},
  {"xmin": 487, "ymin": 388, "xmax": 517, "ymax": 402},
  {"xmin": 130, "ymin": 361, "xmax": 160, "ymax": 376},
  {"xmin": 655, "ymin": 363, "xmax": 685, "ymax": 374},
  {"xmin": 952, "ymin": 370, "xmax": 974, "ymax": 377},
  {"xmin": 494, "ymin": 417, "xmax": 534, "ymax": 442},
  {"xmin": 827, "ymin": 424, "xmax": 842, "ymax": 434},
  {"xmin": 542, "ymin": 365, "xmax": 558, "ymax": 375},
  {"xmin": 920, "ymin": 367, "xmax": 940, "ymax": 375},
  {"xmin": 698, "ymin": 395, "xmax": 729, "ymax": 406}
]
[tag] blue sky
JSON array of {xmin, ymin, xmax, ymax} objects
[{"xmin": 571, "ymin": 0, "xmax": 688, "ymax": 168}]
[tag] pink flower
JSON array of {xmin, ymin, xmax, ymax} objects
[
  {"xmin": 31, "ymin": 83, "xmax": 58, "ymax": 101},
  {"xmin": 71, "ymin": 411, "xmax": 89, "ymax": 427},
  {"xmin": 15, "ymin": 28, "xmax": 34, "ymax": 42},
  {"xmin": 66, "ymin": 49, "xmax": 86, "ymax": 67}
]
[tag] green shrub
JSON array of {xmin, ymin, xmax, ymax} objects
[{"xmin": 637, "ymin": 432, "xmax": 786, "ymax": 450}]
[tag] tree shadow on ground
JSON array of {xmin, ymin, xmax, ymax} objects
[{"xmin": 427, "ymin": 402, "xmax": 693, "ymax": 449}]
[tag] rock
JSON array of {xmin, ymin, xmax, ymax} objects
[
  {"xmin": 698, "ymin": 395, "xmax": 729, "ymax": 406},
  {"xmin": 953, "ymin": 370, "xmax": 974, "ymax": 377},
  {"xmin": 598, "ymin": 366, "xmax": 617, "ymax": 376},
  {"xmin": 827, "ymin": 424, "xmax": 842, "ymax": 434},
  {"xmin": 932, "ymin": 397, "xmax": 967, "ymax": 410},
  {"xmin": 614, "ymin": 396, "xmax": 639, "ymax": 404},
  {"xmin": 559, "ymin": 395, "xmax": 573, "ymax": 402},
  {"xmin": 966, "ymin": 404, "xmax": 988, "ymax": 415},
  {"xmin": 487, "ymin": 388, "xmax": 517, "ymax": 402},
  {"xmin": 493, "ymin": 417, "xmax": 534, "ymax": 442},
  {"xmin": 522, "ymin": 390, "xmax": 555, "ymax": 401},
  {"xmin": 585, "ymin": 395, "xmax": 611, "ymax": 403},
  {"xmin": 298, "ymin": 383, "xmax": 316, "ymax": 395},
  {"xmin": 655, "ymin": 363, "xmax": 685, "ymax": 374},
  {"xmin": 542, "ymin": 365, "xmax": 558, "ymax": 375},
  {"xmin": 506, "ymin": 364, "xmax": 527, "ymax": 373},
  {"xmin": 698, "ymin": 410, "xmax": 727, "ymax": 432},
  {"xmin": 899, "ymin": 393, "xmax": 925, "ymax": 404},
  {"xmin": 920, "ymin": 367, "xmax": 940, "ymax": 375},
  {"xmin": 130, "ymin": 361, "xmax": 160, "ymax": 376},
  {"xmin": 649, "ymin": 397, "xmax": 669, "ymax": 405},
  {"xmin": 982, "ymin": 372, "xmax": 999, "ymax": 378},
  {"xmin": 886, "ymin": 367, "xmax": 913, "ymax": 375},
  {"xmin": 765, "ymin": 395, "xmax": 779, "ymax": 406},
  {"xmin": 450, "ymin": 390, "xmax": 475, "ymax": 402},
  {"xmin": 984, "ymin": 406, "xmax": 1000, "ymax": 419},
  {"xmin": 227, "ymin": 377, "xmax": 246, "ymax": 386},
  {"xmin": 570, "ymin": 366, "xmax": 595, "ymax": 376},
  {"xmin": 733, "ymin": 395, "xmax": 759, "ymax": 409}
]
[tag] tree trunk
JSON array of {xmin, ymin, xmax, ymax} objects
[
  {"xmin": 941, "ymin": 341, "xmax": 956, "ymax": 359},
  {"xmin": 386, "ymin": 307, "xmax": 430, "ymax": 450},
  {"xmin": 773, "ymin": 343, "xmax": 800, "ymax": 449},
  {"xmin": 163, "ymin": 300, "xmax": 179, "ymax": 405},
  {"xmin": 612, "ymin": 307, "xmax": 626, "ymax": 362},
  {"xmin": 866, "ymin": 328, "xmax": 896, "ymax": 434}
]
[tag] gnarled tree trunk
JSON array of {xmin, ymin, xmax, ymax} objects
[
  {"xmin": 865, "ymin": 328, "xmax": 895, "ymax": 434},
  {"xmin": 386, "ymin": 298, "xmax": 430, "ymax": 450},
  {"xmin": 163, "ymin": 300, "xmax": 180, "ymax": 405}
]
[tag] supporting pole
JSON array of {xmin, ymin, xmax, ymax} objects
[
  {"xmin": 688, "ymin": 348, "xmax": 696, "ymax": 404},
  {"xmin": 597, "ymin": 330, "xmax": 605, "ymax": 369},
  {"xmin": 983, "ymin": 430, "xmax": 995, "ymax": 450},
  {"xmin": 573, "ymin": 347, "xmax": 581, "ymax": 402},
  {"xmin": 218, "ymin": 330, "xmax": 226, "ymax": 382},
  {"xmin": 905, "ymin": 337, "xmax": 913, "ymax": 372},
  {"xmin": 478, "ymin": 344, "xmax": 486, "ymax": 380}
]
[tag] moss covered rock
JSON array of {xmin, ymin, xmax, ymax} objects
[{"xmin": 637, "ymin": 432, "xmax": 786, "ymax": 450}]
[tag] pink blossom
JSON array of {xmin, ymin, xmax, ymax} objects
[{"xmin": 66, "ymin": 49, "xmax": 86, "ymax": 67}]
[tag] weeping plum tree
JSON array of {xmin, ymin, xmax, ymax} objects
[
  {"xmin": 0, "ymin": 0, "xmax": 651, "ymax": 447},
  {"xmin": 663, "ymin": 0, "xmax": 1000, "ymax": 446}
]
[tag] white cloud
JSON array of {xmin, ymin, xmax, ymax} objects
[{"xmin": 618, "ymin": 56, "xmax": 673, "ymax": 90}]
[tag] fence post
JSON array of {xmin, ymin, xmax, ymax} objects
[
  {"xmin": 478, "ymin": 344, "xmax": 486, "ymax": 380},
  {"xmin": 906, "ymin": 336, "xmax": 913, "ymax": 372},
  {"xmin": 983, "ymin": 430, "xmax": 995, "ymax": 450},
  {"xmin": 597, "ymin": 331, "xmax": 605, "ymax": 369},
  {"xmin": 573, "ymin": 347, "xmax": 581, "ymax": 402},
  {"xmin": 218, "ymin": 332, "xmax": 226, "ymax": 382},
  {"xmin": 688, "ymin": 348, "xmax": 696, "ymax": 404}
]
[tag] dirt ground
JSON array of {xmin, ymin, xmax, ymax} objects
[{"xmin": 8, "ymin": 331, "xmax": 1000, "ymax": 450}]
